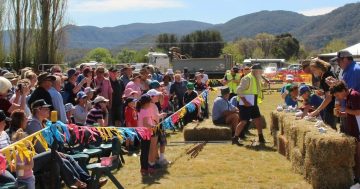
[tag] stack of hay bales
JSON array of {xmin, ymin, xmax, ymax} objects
[
  {"xmin": 271, "ymin": 111, "xmax": 356, "ymax": 189},
  {"xmin": 183, "ymin": 123, "xmax": 232, "ymax": 141}
]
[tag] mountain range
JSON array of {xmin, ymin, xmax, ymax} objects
[{"xmin": 63, "ymin": 2, "xmax": 360, "ymax": 52}]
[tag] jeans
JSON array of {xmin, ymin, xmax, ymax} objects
[
  {"xmin": 17, "ymin": 175, "xmax": 35, "ymax": 189},
  {"xmin": 33, "ymin": 151, "xmax": 91, "ymax": 187},
  {"xmin": 140, "ymin": 140, "xmax": 150, "ymax": 170},
  {"xmin": 0, "ymin": 170, "xmax": 16, "ymax": 184}
]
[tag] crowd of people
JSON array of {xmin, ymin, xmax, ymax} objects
[{"xmin": 0, "ymin": 64, "xmax": 210, "ymax": 188}]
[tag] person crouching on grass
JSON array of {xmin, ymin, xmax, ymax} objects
[{"xmin": 330, "ymin": 81, "xmax": 360, "ymax": 183}]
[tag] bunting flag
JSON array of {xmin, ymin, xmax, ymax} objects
[{"xmin": 0, "ymin": 89, "xmax": 213, "ymax": 173}]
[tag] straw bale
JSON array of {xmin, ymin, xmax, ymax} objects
[
  {"xmin": 270, "ymin": 112, "xmax": 279, "ymax": 132},
  {"xmin": 183, "ymin": 124, "xmax": 231, "ymax": 141},
  {"xmin": 305, "ymin": 132, "xmax": 356, "ymax": 168},
  {"xmin": 309, "ymin": 167, "xmax": 353, "ymax": 189},
  {"xmin": 290, "ymin": 147, "xmax": 304, "ymax": 174},
  {"xmin": 277, "ymin": 134, "xmax": 289, "ymax": 157},
  {"xmin": 289, "ymin": 124, "xmax": 312, "ymax": 156}
]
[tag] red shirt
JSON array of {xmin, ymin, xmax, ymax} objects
[
  {"xmin": 346, "ymin": 89, "xmax": 360, "ymax": 139},
  {"xmin": 125, "ymin": 106, "xmax": 137, "ymax": 127}
]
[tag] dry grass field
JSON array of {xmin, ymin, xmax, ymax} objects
[{"xmin": 103, "ymin": 90, "xmax": 312, "ymax": 189}]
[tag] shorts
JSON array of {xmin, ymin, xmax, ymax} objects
[
  {"xmin": 213, "ymin": 117, "xmax": 226, "ymax": 125},
  {"xmin": 238, "ymin": 105, "xmax": 261, "ymax": 121}
]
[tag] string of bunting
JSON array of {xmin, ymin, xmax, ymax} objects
[{"xmin": 0, "ymin": 88, "xmax": 215, "ymax": 173}]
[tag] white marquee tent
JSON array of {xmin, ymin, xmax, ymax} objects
[{"xmin": 319, "ymin": 42, "xmax": 360, "ymax": 58}]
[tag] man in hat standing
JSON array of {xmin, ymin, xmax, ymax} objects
[
  {"xmin": 198, "ymin": 68, "xmax": 208, "ymax": 84},
  {"xmin": 331, "ymin": 50, "xmax": 360, "ymax": 91},
  {"xmin": 109, "ymin": 67, "xmax": 125, "ymax": 126},
  {"xmin": 232, "ymin": 64, "xmax": 267, "ymax": 145},
  {"xmin": 28, "ymin": 72, "xmax": 55, "ymax": 109},
  {"xmin": 212, "ymin": 86, "xmax": 241, "ymax": 136},
  {"xmin": 222, "ymin": 66, "xmax": 241, "ymax": 99},
  {"xmin": 120, "ymin": 64, "xmax": 133, "ymax": 87}
]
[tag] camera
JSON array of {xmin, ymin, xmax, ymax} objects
[{"xmin": 17, "ymin": 83, "xmax": 23, "ymax": 93}]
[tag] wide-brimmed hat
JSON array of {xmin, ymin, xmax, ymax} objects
[
  {"xmin": 123, "ymin": 88, "xmax": 139, "ymax": 98},
  {"xmin": 0, "ymin": 76, "xmax": 12, "ymax": 94},
  {"xmin": 3, "ymin": 72, "xmax": 18, "ymax": 81},
  {"xmin": 38, "ymin": 72, "xmax": 56, "ymax": 83}
]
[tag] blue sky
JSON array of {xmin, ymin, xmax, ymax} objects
[{"xmin": 68, "ymin": 0, "xmax": 359, "ymax": 27}]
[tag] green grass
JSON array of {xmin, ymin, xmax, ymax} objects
[{"xmin": 103, "ymin": 91, "xmax": 311, "ymax": 189}]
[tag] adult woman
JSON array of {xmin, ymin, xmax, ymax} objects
[
  {"xmin": 309, "ymin": 58, "xmax": 337, "ymax": 129},
  {"xmin": 64, "ymin": 69, "xmax": 88, "ymax": 105}
]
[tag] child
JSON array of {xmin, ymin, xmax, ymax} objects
[
  {"xmin": 298, "ymin": 85, "xmax": 323, "ymax": 118},
  {"xmin": 124, "ymin": 97, "xmax": 138, "ymax": 152},
  {"xmin": 65, "ymin": 103, "xmax": 76, "ymax": 124},
  {"xmin": 136, "ymin": 95, "xmax": 153, "ymax": 175},
  {"xmin": 84, "ymin": 87, "xmax": 95, "ymax": 111},
  {"xmin": 10, "ymin": 111, "xmax": 35, "ymax": 189},
  {"xmin": 146, "ymin": 89, "xmax": 168, "ymax": 168},
  {"xmin": 283, "ymin": 84, "xmax": 298, "ymax": 107},
  {"xmin": 183, "ymin": 82, "xmax": 200, "ymax": 125},
  {"xmin": 74, "ymin": 91, "xmax": 88, "ymax": 126},
  {"xmin": 281, "ymin": 74, "xmax": 295, "ymax": 99}
]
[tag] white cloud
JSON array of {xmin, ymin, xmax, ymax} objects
[
  {"xmin": 299, "ymin": 7, "xmax": 337, "ymax": 16},
  {"xmin": 70, "ymin": 0, "xmax": 185, "ymax": 12}
]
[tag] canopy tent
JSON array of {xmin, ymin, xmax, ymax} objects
[{"xmin": 319, "ymin": 42, "xmax": 360, "ymax": 58}]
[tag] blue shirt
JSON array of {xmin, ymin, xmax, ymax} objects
[
  {"xmin": 308, "ymin": 94, "xmax": 323, "ymax": 108},
  {"xmin": 342, "ymin": 61, "xmax": 360, "ymax": 92},
  {"xmin": 285, "ymin": 95, "xmax": 297, "ymax": 107},
  {"xmin": 48, "ymin": 87, "xmax": 67, "ymax": 123},
  {"xmin": 212, "ymin": 96, "xmax": 236, "ymax": 121}
]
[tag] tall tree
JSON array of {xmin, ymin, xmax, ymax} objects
[
  {"xmin": 271, "ymin": 33, "xmax": 300, "ymax": 60},
  {"xmin": 322, "ymin": 39, "xmax": 347, "ymax": 53},
  {"xmin": 156, "ymin": 33, "xmax": 178, "ymax": 52}
]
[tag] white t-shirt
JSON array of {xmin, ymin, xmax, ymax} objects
[{"xmin": 0, "ymin": 131, "xmax": 11, "ymax": 149}]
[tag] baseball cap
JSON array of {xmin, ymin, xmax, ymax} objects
[
  {"xmin": 67, "ymin": 69, "xmax": 78, "ymax": 78},
  {"xmin": 331, "ymin": 50, "xmax": 353, "ymax": 62},
  {"xmin": 84, "ymin": 87, "xmax": 95, "ymax": 94},
  {"xmin": 146, "ymin": 89, "xmax": 162, "ymax": 97},
  {"xmin": 220, "ymin": 86, "xmax": 230, "ymax": 96},
  {"xmin": 64, "ymin": 103, "xmax": 75, "ymax": 112},
  {"xmin": 285, "ymin": 74, "xmax": 294, "ymax": 81},
  {"xmin": 31, "ymin": 99, "xmax": 52, "ymax": 110},
  {"xmin": 108, "ymin": 67, "xmax": 118, "ymax": 72},
  {"xmin": 76, "ymin": 91, "xmax": 87, "ymax": 99},
  {"xmin": 93, "ymin": 96, "xmax": 109, "ymax": 104},
  {"xmin": 149, "ymin": 80, "xmax": 160, "ymax": 89},
  {"xmin": 299, "ymin": 85, "xmax": 311, "ymax": 96},
  {"xmin": 251, "ymin": 64, "xmax": 263, "ymax": 70},
  {"xmin": 0, "ymin": 110, "xmax": 11, "ymax": 122},
  {"xmin": 186, "ymin": 82, "xmax": 195, "ymax": 90}
]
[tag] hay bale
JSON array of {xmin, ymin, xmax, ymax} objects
[
  {"xmin": 310, "ymin": 167, "xmax": 353, "ymax": 189},
  {"xmin": 289, "ymin": 124, "xmax": 312, "ymax": 156},
  {"xmin": 290, "ymin": 148, "xmax": 304, "ymax": 174},
  {"xmin": 272, "ymin": 130, "xmax": 278, "ymax": 147},
  {"xmin": 277, "ymin": 134, "xmax": 289, "ymax": 157},
  {"xmin": 304, "ymin": 132, "xmax": 356, "ymax": 188},
  {"xmin": 183, "ymin": 124, "xmax": 231, "ymax": 141},
  {"xmin": 270, "ymin": 112, "xmax": 279, "ymax": 132}
]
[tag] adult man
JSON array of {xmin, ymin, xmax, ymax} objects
[
  {"xmin": 170, "ymin": 74, "xmax": 188, "ymax": 108},
  {"xmin": 233, "ymin": 64, "xmax": 267, "ymax": 145},
  {"xmin": 330, "ymin": 81, "xmax": 360, "ymax": 183},
  {"xmin": 198, "ymin": 68, "xmax": 209, "ymax": 84},
  {"xmin": 109, "ymin": 67, "xmax": 125, "ymax": 126},
  {"xmin": 28, "ymin": 72, "xmax": 55, "ymax": 108},
  {"xmin": 212, "ymin": 87, "xmax": 241, "ymax": 136},
  {"xmin": 331, "ymin": 50, "xmax": 360, "ymax": 91},
  {"xmin": 222, "ymin": 66, "xmax": 241, "ymax": 99},
  {"xmin": 120, "ymin": 65, "xmax": 133, "ymax": 87},
  {"xmin": 48, "ymin": 75, "xmax": 67, "ymax": 123}
]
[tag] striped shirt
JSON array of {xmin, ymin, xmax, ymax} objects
[
  {"xmin": 0, "ymin": 131, "xmax": 11, "ymax": 149},
  {"xmin": 86, "ymin": 107, "xmax": 104, "ymax": 126}
]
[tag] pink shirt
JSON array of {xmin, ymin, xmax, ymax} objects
[
  {"xmin": 137, "ymin": 108, "xmax": 154, "ymax": 128},
  {"xmin": 149, "ymin": 103, "xmax": 160, "ymax": 124},
  {"xmin": 95, "ymin": 77, "xmax": 113, "ymax": 100},
  {"xmin": 126, "ymin": 81, "xmax": 142, "ymax": 95}
]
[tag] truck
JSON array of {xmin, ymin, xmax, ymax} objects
[
  {"xmin": 146, "ymin": 52, "xmax": 170, "ymax": 73},
  {"xmin": 172, "ymin": 54, "xmax": 233, "ymax": 78}
]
